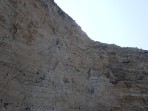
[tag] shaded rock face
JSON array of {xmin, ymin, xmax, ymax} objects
[{"xmin": 0, "ymin": 0, "xmax": 148, "ymax": 111}]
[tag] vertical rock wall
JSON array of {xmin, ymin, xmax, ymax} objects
[{"xmin": 0, "ymin": 0, "xmax": 148, "ymax": 111}]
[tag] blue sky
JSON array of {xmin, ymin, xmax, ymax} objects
[{"xmin": 55, "ymin": 0, "xmax": 148, "ymax": 50}]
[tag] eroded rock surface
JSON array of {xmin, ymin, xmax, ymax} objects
[{"xmin": 0, "ymin": 0, "xmax": 148, "ymax": 111}]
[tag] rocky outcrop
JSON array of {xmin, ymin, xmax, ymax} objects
[{"xmin": 0, "ymin": 0, "xmax": 148, "ymax": 111}]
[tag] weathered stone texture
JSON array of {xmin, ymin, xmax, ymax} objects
[{"xmin": 0, "ymin": 0, "xmax": 148, "ymax": 111}]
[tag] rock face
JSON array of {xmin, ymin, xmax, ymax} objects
[{"xmin": 0, "ymin": 0, "xmax": 148, "ymax": 111}]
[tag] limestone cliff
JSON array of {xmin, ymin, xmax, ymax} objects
[{"xmin": 0, "ymin": 0, "xmax": 148, "ymax": 111}]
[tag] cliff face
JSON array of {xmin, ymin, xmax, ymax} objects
[{"xmin": 0, "ymin": 0, "xmax": 148, "ymax": 111}]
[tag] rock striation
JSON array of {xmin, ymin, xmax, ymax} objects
[{"xmin": 0, "ymin": 0, "xmax": 148, "ymax": 111}]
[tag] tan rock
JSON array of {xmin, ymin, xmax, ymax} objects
[{"xmin": 0, "ymin": 0, "xmax": 148, "ymax": 111}]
